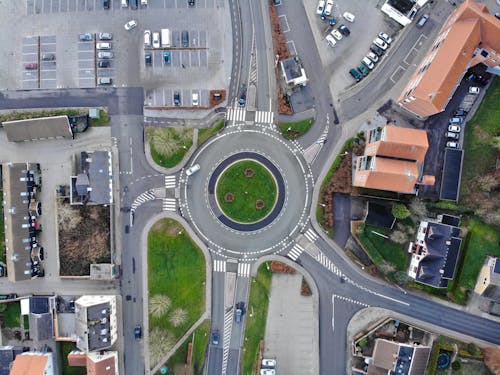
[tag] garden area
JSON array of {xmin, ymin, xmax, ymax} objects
[
  {"xmin": 198, "ymin": 119, "xmax": 224, "ymax": 146},
  {"xmin": 148, "ymin": 219, "xmax": 206, "ymax": 369},
  {"xmin": 147, "ymin": 127, "xmax": 193, "ymax": 168},
  {"xmin": 278, "ymin": 118, "xmax": 314, "ymax": 140},
  {"xmin": 216, "ymin": 160, "xmax": 277, "ymax": 223},
  {"xmin": 242, "ymin": 262, "xmax": 272, "ymax": 375},
  {"xmin": 59, "ymin": 342, "xmax": 86, "ymax": 375},
  {"xmin": 0, "ymin": 302, "xmax": 21, "ymax": 329}
]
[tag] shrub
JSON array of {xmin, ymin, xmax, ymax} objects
[
  {"xmin": 451, "ymin": 360, "xmax": 461, "ymax": 370},
  {"xmin": 467, "ymin": 342, "xmax": 480, "ymax": 356},
  {"xmin": 358, "ymin": 337, "xmax": 368, "ymax": 348},
  {"xmin": 392, "ymin": 204, "xmax": 411, "ymax": 219}
]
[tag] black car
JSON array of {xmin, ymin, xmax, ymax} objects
[
  {"xmin": 370, "ymin": 44, "xmax": 384, "ymax": 57},
  {"xmin": 239, "ymin": 84, "xmax": 247, "ymax": 106},
  {"xmin": 338, "ymin": 24, "xmax": 350, "ymax": 37},
  {"xmin": 188, "ymin": 0, "xmax": 195, "ymax": 6},
  {"xmin": 174, "ymin": 91, "xmax": 181, "ymax": 106},
  {"xmin": 98, "ymin": 60, "xmax": 110, "ymax": 68},
  {"xmin": 103, "ymin": 0, "xmax": 110, "ymax": 9},
  {"xmin": 453, "ymin": 109, "xmax": 468, "ymax": 117},
  {"xmin": 145, "ymin": 52, "xmax": 152, "ymax": 66},
  {"xmin": 134, "ymin": 325, "xmax": 142, "ymax": 340}
]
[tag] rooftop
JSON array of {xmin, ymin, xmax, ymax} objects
[
  {"xmin": 71, "ymin": 151, "xmax": 113, "ymax": 205},
  {"xmin": 9, "ymin": 353, "xmax": 51, "ymax": 375},
  {"xmin": 2, "ymin": 115, "xmax": 72, "ymax": 142}
]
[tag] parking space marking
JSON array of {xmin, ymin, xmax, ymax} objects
[
  {"xmin": 390, "ymin": 65, "xmax": 406, "ymax": 84},
  {"xmin": 279, "ymin": 15, "xmax": 290, "ymax": 33},
  {"xmin": 286, "ymin": 40, "xmax": 297, "ymax": 56},
  {"xmin": 403, "ymin": 33, "xmax": 428, "ymax": 66}
]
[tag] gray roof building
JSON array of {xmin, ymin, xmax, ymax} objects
[
  {"xmin": 475, "ymin": 256, "xmax": 500, "ymax": 302},
  {"xmin": 280, "ymin": 56, "xmax": 308, "ymax": 87},
  {"xmin": 2, "ymin": 116, "xmax": 72, "ymax": 142},
  {"xmin": 29, "ymin": 313, "xmax": 54, "ymax": 341}
]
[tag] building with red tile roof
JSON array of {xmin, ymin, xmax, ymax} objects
[
  {"xmin": 9, "ymin": 352, "xmax": 54, "ymax": 375},
  {"xmin": 68, "ymin": 351, "xmax": 118, "ymax": 375}
]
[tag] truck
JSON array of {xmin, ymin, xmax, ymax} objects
[{"xmin": 161, "ymin": 29, "xmax": 171, "ymax": 48}]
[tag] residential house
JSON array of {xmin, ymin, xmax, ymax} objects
[
  {"xmin": 68, "ymin": 350, "xmax": 118, "ymax": 375},
  {"xmin": 9, "ymin": 352, "xmax": 54, "ymax": 375},
  {"xmin": 353, "ymin": 125, "xmax": 435, "ymax": 194},
  {"xmin": 398, "ymin": 0, "xmax": 500, "ymax": 118},
  {"xmin": 408, "ymin": 215, "xmax": 462, "ymax": 288},
  {"xmin": 381, "ymin": 0, "xmax": 429, "ymax": 26},
  {"xmin": 2, "ymin": 116, "xmax": 72, "ymax": 142},
  {"xmin": 474, "ymin": 256, "xmax": 500, "ymax": 302},
  {"xmin": 0, "ymin": 346, "xmax": 29, "ymax": 375}
]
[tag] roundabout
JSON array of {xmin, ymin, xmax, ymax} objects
[{"xmin": 180, "ymin": 127, "xmax": 313, "ymax": 260}]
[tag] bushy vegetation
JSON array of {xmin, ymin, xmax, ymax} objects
[{"xmin": 147, "ymin": 127, "xmax": 193, "ymax": 168}]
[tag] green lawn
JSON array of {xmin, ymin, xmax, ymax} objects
[
  {"xmin": 0, "ymin": 189, "xmax": 5, "ymax": 265},
  {"xmin": 216, "ymin": 160, "xmax": 277, "ymax": 223},
  {"xmin": 157, "ymin": 319, "xmax": 210, "ymax": 375},
  {"xmin": 147, "ymin": 127, "xmax": 193, "ymax": 168},
  {"xmin": 2, "ymin": 302, "xmax": 21, "ymax": 329},
  {"xmin": 356, "ymin": 225, "xmax": 408, "ymax": 271},
  {"xmin": 242, "ymin": 263, "xmax": 272, "ymax": 375},
  {"xmin": 460, "ymin": 77, "xmax": 500, "ymax": 198},
  {"xmin": 89, "ymin": 109, "xmax": 110, "ymax": 126},
  {"xmin": 198, "ymin": 119, "xmax": 224, "ymax": 146},
  {"xmin": 278, "ymin": 118, "xmax": 314, "ymax": 140},
  {"xmin": 60, "ymin": 342, "xmax": 86, "ymax": 375}
]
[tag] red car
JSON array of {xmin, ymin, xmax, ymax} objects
[{"xmin": 24, "ymin": 63, "xmax": 38, "ymax": 70}]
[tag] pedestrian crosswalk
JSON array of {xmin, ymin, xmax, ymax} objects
[
  {"xmin": 162, "ymin": 198, "xmax": 176, "ymax": 211},
  {"xmin": 287, "ymin": 243, "xmax": 305, "ymax": 261},
  {"xmin": 304, "ymin": 228, "xmax": 319, "ymax": 243},
  {"xmin": 315, "ymin": 251, "xmax": 343, "ymax": 277},
  {"xmin": 131, "ymin": 191, "xmax": 156, "ymax": 212},
  {"xmin": 214, "ymin": 259, "xmax": 226, "ymax": 273},
  {"xmin": 164, "ymin": 175, "xmax": 176, "ymax": 189},
  {"xmin": 237, "ymin": 262, "xmax": 251, "ymax": 277},
  {"xmin": 255, "ymin": 110, "xmax": 274, "ymax": 124},
  {"xmin": 226, "ymin": 107, "xmax": 246, "ymax": 122},
  {"xmin": 221, "ymin": 309, "xmax": 233, "ymax": 375}
]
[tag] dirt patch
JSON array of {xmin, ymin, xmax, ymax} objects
[
  {"xmin": 57, "ymin": 200, "xmax": 110, "ymax": 276},
  {"xmin": 301, "ymin": 277, "xmax": 312, "ymax": 296},
  {"xmin": 270, "ymin": 261, "xmax": 296, "ymax": 274},
  {"xmin": 152, "ymin": 219, "xmax": 183, "ymax": 237},
  {"xmin": 209, "ymin": 89, "xmax": 226, "ymax": 108}
]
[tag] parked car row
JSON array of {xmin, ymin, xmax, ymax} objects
[
  {"xmin": 144, "ymin": 29, "xmax": 190, "ymax": 49},
  {"xmin": 349, "ymin": 32, "xmax": 392, "ymax": 82},
  {"xmin": 325, "ymin": 24, "xmax": 351, "ymax": 47},
  {"xmin": 79, "ymin": 33, "xmax": 114, "ymax": 85},
  {"xmin": 445, "ymin": 106, "xmax": 470, "ymax": 148},
  {"xmin": 260, "ymin": 358, "xmax": 277, "ymax": 375}
]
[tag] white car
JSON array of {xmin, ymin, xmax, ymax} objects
[
  {"xmin": 325, "ymin": 34, "xmax": 337, "ymax": 47},
  {"xmin": 343, "ymin": 11, "xmax": 355, "ymax": 22},
  {"xmin": 124, "ymin": 20, "xmax": 137, "ymax": 31},
  {"xmin": 362, "ymin": 57, "xmax": 374, "ymax": 70},
  {"xmin": 260, "ymin": 370, "xmax": 275, "ymax": 375},
  {"xmin": 373, "ymin": 37, "xmax": 388, "ymax": 50},
  {"xmin": 192, "ymin": 92, "xmax": 199, "ymax": 106},
  {"xmin": 262, "ymin": 359, "xmax": 276, "ymax": 367},
  {"xmin": 378, "ymin": 32, "xmax": 392, "ymax": 44},
  {"xmin": 331, "ymin": 29, "xmax": 342, "ymax": 40},
  {"xmin": 96, "ymin": 42, "xmax": 111, "ymax": 50},
  {"xmin": 186, "ymin": 164, "xmax": 200, "ymax": 176},
  {"xmin": 469, "ymin": 86, "xmax": 480, "ymax": 94},
  {"xmin": 448, "ymin": 125, "xmax": 461, "ymax": 133},
  {"xmin": 144, "ymin": 30, "xmax": 151, "ymax": 46},
  {"xmin": 98, "ymin": 32, "xmax": 113, "ymax": 40},
  {"xmin": 367, "ymin": 52, "xmax": 379, "ymax": 63},
  {"xmin": 446, "ymin": 141, "xmax": 459, "ymax": 148},
  {"xmin": 152, "ymin": 32, "xmax": 160, "ymax": 48},
  {"xmin": 324, "ymin": 0, "xmax": 333, "ymax": 15},
  {"xmin": 316, "ymin": 0, "xmax": 325, "ymax": 14}
]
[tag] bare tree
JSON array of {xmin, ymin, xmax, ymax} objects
[
  {"xmin": 149, "ymin": 327, "xmax": 175, "ymax": 368},
  {"xmin": 409, "ymin": 198, "xmax": 428, "ymax": 219},
  {"xmin": 390, "ymin": 230, "xmax": 408, "ymax": 244},
  {"xmin": 57, "ymin": 200, "xmax": 81, "ymax": 231},
  {"xmin": 169, "ymin": 308, "xmax": 188, "ymax": 327},
  {"xmin": 149, "ymin": 294, "xmax": 171, "ymax": 319}
]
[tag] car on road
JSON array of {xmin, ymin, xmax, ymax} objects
[
  {"xmin": 260, "ymin": 370, "xmax": 275, "ymax": 375},
  {"xmin": 239, "ymin": 84, "xmax": 247, "ymax": 106},
  {"xmin": 24, "ymin": 63, "xmax": 38, "ymax": 70},
  {"xmin": 152, "ymin": 32, "xmax": 160, "ymax": 48},
  {"xmin": 174, "ymin": 91, "xmax": 181, "ymax": 106},
  {"xmin": 134, "ymin": 325, "xmax": 142, "ymax": 340},
  {"xmin": 98, "ymin": 60, "xmax": 110, "ymax": 68},
  {"xmin": 448, "ymin": 124, "xmax": 461, "ymax": 132},
  {"xmin": 186, "ymin": 164, "xmax": 200, "ymax": 176},
  {"xmin": 326, "ymin": 34, "xmax": 337, "ymax": 47},
  {"xmin": 262, "ymin": 358, "xmax": 276, "ymax": 367},
  {"xmin": 97, "ymin": 51, "xmax": 113, "ymax": 59},
  {"xmin": 417, "ymin": 14, "xmax": 429, "ymax": 27},
  {"xmin": 145, "ymin": 51, "xmax": 152, "ymax": 66},
  {"xmin": 468, "ymin": 86, "xmax": 480, "ymax": 94},
  {"xmin": 343, "ymin": 11, "xmax": 355, "ymax": 22},
  {"xmin": 370, "ymin": 44, "xmax": 384, "ymax": 57},
  {"xmin": 349, "ymin": 68, "xmax": 362, "ymax": 82},
  {"xmin": 449, "ymin": 117, "xmax": 464, "ymax": 125},
  {"xmin": 124, "ymin": 20, "xmax": 137, "ymax": 30},
  {"xmin": 79, "ymin": 33, "xmax": 93, "ymax": 41},
  {"xmin": 446, "ymin": 141, "xmax": 459, "ymax": 149},
  {"xmin": 373, "ymin": 37, "xmax": 388, "ymax": 50},
  {"xmin": 362, "ymin": 57, "xmax": 374, "ymax": 70},
  {"xmin": 98, "ymin": 32, "xmax": 113, "ymax": 40},
  {"xmin": 235, "ymin": 307, "xmax": 242, "ymax": 323},
  {"xmin": 338, "ymin": 24, "xmax": 350, "ymax": 36},
  {"xmin": 324, "ymin": 0, "xmax": 333, "ymax": 15},
  {"xmin": 367, "ymin": 51, "xmax": 379, "ymax": 63},
  {"xmin": 358, "ymin": 64, "xmax": 369, "ymax": 76},
  {"xmin": 211, "ymin": 330, "xmax": 219, "ymax": 345},
  {"xmin": 378, "ymin": 32, "xmax": 392, "ymax": 44},
  {"xmin": 331, "ymin": 29, "xmax": 342, "ymax": 40},
  {"xmin": 41, "ymin": 53, "xmax": 56, "ymax": 61},
  {"xmin": 316, "ymin": 0, "xmax": 325, "ymax": 14},
  {"xmin": 163, "ymin": 50, "xmax": 171, "ymax": 64}
]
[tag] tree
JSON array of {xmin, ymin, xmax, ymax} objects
[
  {"xmin": 451, "ymin": 361, "xmax": 461, "ymax": 370},
  {"xmin": 169, "ymin": 308, "xmax": 188, "ymax": 327},
  {"xmin": 467, "ymin": 342, "xmax": 481, "ymax": 356},
  {"xmin": 393, "ymin": 271, "xmax": 409, "ymax": 285},
  {"xmin": 149, "ymin": 294, "xmax": 171, "ymax": 319},
  {"xmin": 392, "ymin": 204, "xmax": 411, "ymax": 220},
  {"xmin": 409, "ymin": 198, "xmax": 428, "ymax": 219},
  {"xmin": 149, "ymin": 327, "xmax": 175, "ymax": 367},
  {"xmin": 390, "ymin": 230, "xmax": 408, "ymax": 244}
]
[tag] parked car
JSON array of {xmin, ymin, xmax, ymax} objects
[
  {"xmin": 349, "ymin": 68, "xmax": 362, "ymax": 82},
  {"xmin": 98, "ymin": 32, "xmax": 113, "ymax": 40},
  {"xmin": 316, "ymin": 0, "xmax": 325, "ymax": 14},
  {"xmin": 152, "ymin": 32, "xmax": 160, "ymax": 48},
  {"xmin": 103, "ymin": 0, "xmax": 110, "ymax": 9},
  {"xmin": 174, "ymin": 91, "xmax": 181, "ymax": 106},
  {"xmin": 96, "ymin": 42, "xmax": 111, "ymax": 50},
  {"xmin": 373, "ymin": 37, "xmax": 388, "ymax": 50},
  {"xmin": 325, "ymin": 34, "xmax": 337, "ymax": 48},
  {"xmin": 41, "ymin": 53, "xmax": 55, "ymax": 61},
  {"xmin": 24, "ymin": 63, "xmax": 38, "ymax": 70},
  {"xmin": 378, "ymin": 32, "xmax": 392, "ymax": 44},
  {"xmin": 448, "ymin": 124, "xmax": 461, "ymax": 132},
  {"xmin": 192, "ymin": 92, "xmax": 199, "ymax": 106},
  {"xmin": 343, "ymin": 11, "xmax": 355, "ymax": 22},
  {"xmin": 124, "ymin": 19, "xmax": 137, "ymax": 30},
  {"xmin": 186, "ymin": 164, "xmax": 200, "ymax": 176},
  {"xmin": 338, "ymin": 24, "xmax": 350, "ymax": 36},
  {"xmin": 260, "ymin": 370, "xmax": 275, "ymax": 375},
  {"xmin": 331, "ymin": 29, "xmax": 342, "ymax": 40},
  {"xmin": 446, "ymin": 132, "xmax": 459, "ymax": 140},
  {"xmin": 262, "ymin": 359, "xmax": 277, "ymax": 367},
  {"xmin": 98, "ymin": 60, "xmax": 110, "ymax": 68},
  {"xmin": 362, "ymin": 57, "xmax": 374, "ymax": 70},
  {"xmin": 134, "ymin": 325, "xmax": 142, "ymax": 339},
  {"xmin": 211, "ymin": 330, "xmax": 219, "ymax": 345},
  {"xmin": 417, "ymin": 14, "xmax": 429, "ymax": 27},
  {"xmin": 446, "ymin": 141, "xmax": 459, "ymax": 149},
  {"xmin": 97, "ymin": 77, "xmax": 112, "ymax": 85},
  {"xmin": 79, "ymin": 33, "xmax": 93, "ymax": 41},
  {"xmin": 449, "ymin": 117, "xmax": 464, "ymax": 125},
  {"xmin": 468, "ymin": 86, "xmax": 480, "ymax": 94},
  {"xmin": 97, "ymin": 51, "xmax": 113, "ymax": 59},
  {"xmin": 329, "ymin": 17, "xmax": 337, "ymax": 26},
  {"xmin": 453, "ymin": 109, "xmax": 468, "ymax": 117},
  {"xmin": 367, "ymin": 51, "xmax": 379, "ymax": 63},
  {"xmin": 370, "ymin": 44, "xmax": 384, "ymax": 57},
  {"xmin": 358, "ymin": 64, "xmax": 369, "ymax": 76},
  {"xmin": 144, "ymin": 30, "xmax": 151, "ymax": 46},
  {"xmin": 324, "ymin": 0, "xmax": 333, "ymax": 15},
  {"xmin": 130, "ymin": 0, "xmax": 138, "ymax": 9},
  {"xmin": 188, "ymin": 0, "xmax": 195, "ymax": 6},
  {"xmin": 145, "ymin": 51, "xmax": 152, "ymax": 66},
  {"xmin": 163, "ymin": 50, "xmax": 171, "ymax": 64}
]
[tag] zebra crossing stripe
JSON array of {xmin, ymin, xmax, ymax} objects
[
  {"xmin": 237, "ymin": 263, "xmax": 251, "ymax": 277},
  {"xmin": 165, "ymin": 175, "xmax": 176, "ymax": 188},
  {"xmin": 227, "ymin": 108, "xmax": 246, "ymax": 122},
  {"xmin": 255, "ymin": 111, "xmax": 274, "ymax": 124},
  {"xmin": 163, "ymin": 198, "xmax": 176, "ymax": 211},
  {"xmin": 287, "ymin": 243, "xmax": 304, "ymax": 261},
  {"xmin": 304, "ymin": 229, "xmax": 318, "ymax": 243},
  {"xmin": 131, "ymin": 191, "xmax": 157, "ymax": 212},
  {"xmin": 214, "ymin": 260, "xmax": 226, "ymax": 273}
]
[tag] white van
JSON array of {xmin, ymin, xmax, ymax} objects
[
  {"xmin": 121, "ymin": 0, "xmax": 128, "ymax": 7},
  {"xmin": 96, "ymin": 42, "xmax": 111, "ymax": 50},
  {"xmin": 161, "ymin": 29, "xmax": 171, "ymax": 47}
]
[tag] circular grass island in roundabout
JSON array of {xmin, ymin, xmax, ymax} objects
[{"xmin": 215, "ymin": 160, "xmax": 277, "ymax": 223}]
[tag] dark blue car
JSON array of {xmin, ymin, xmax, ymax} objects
[{"xmin": 163, "ymin": 51, "xmax": 171, "ymax": 64}]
